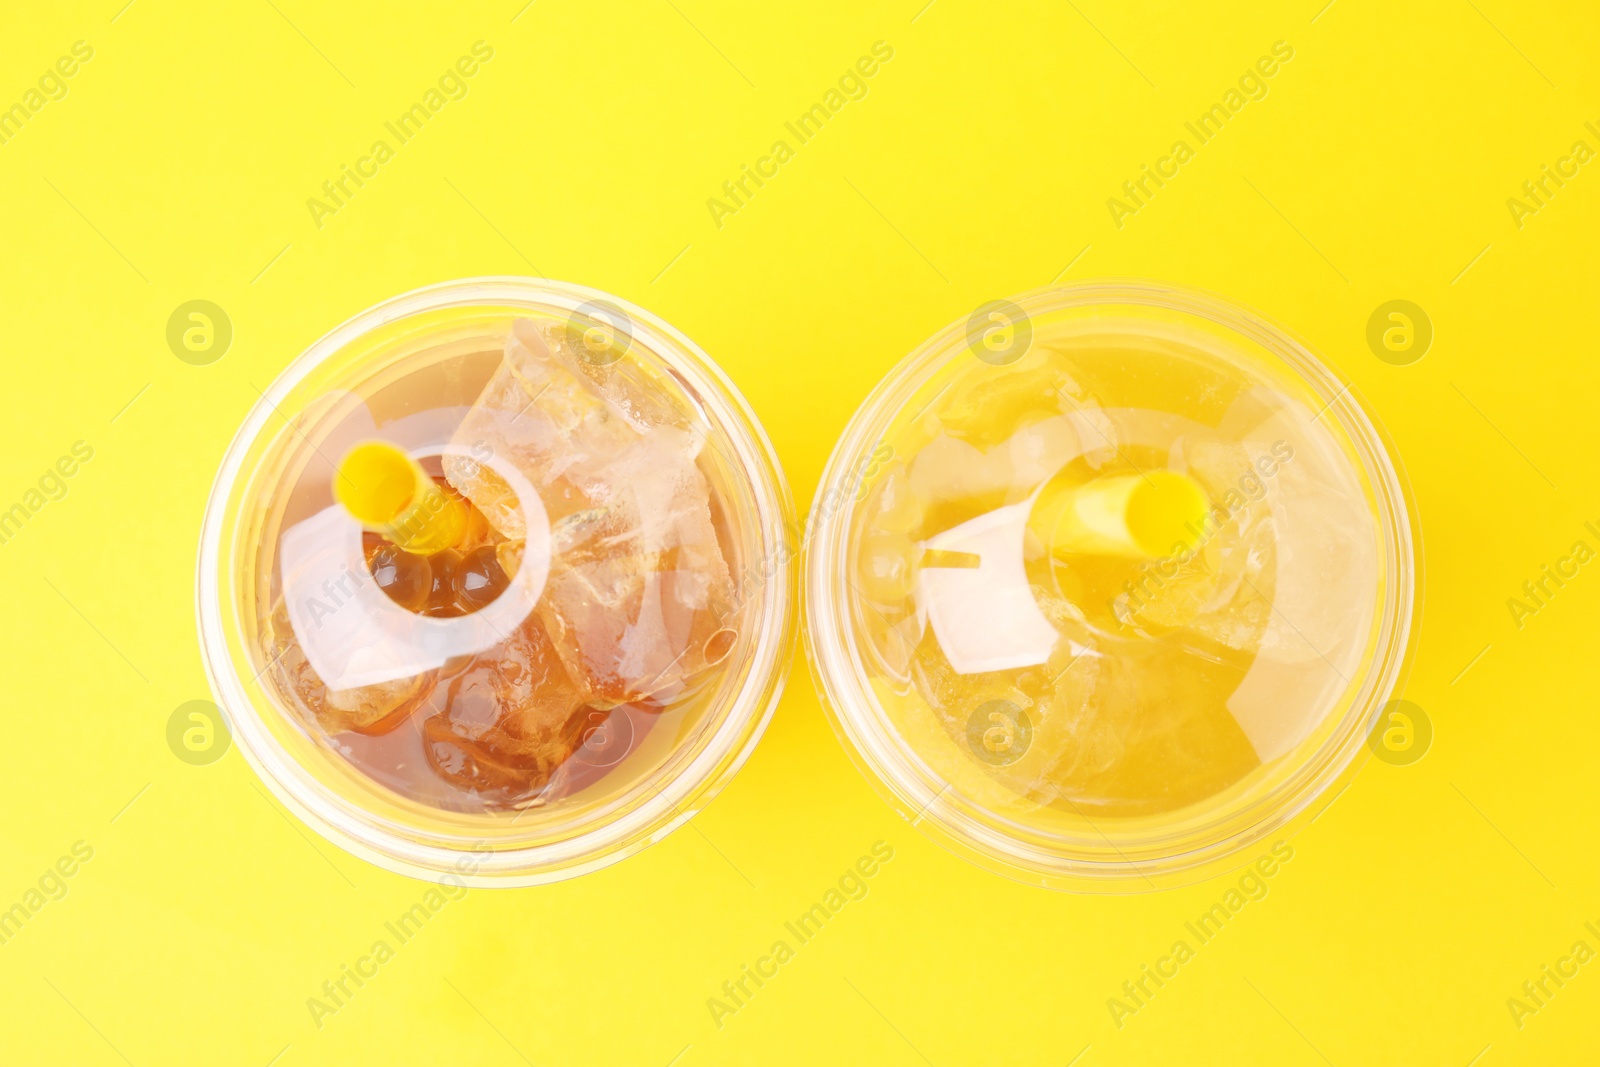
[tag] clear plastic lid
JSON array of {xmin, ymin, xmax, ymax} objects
[
  {"xmin": 198, "ymin": 279, "xmax": 794, "ymax": 885},
  {"xmin": 805, "ymin": 282, "xmax": 1416, "ymax": 890}
]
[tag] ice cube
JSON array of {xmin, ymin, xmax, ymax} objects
[
  {"xmin": 421, "ymin": 614, "xmax": 591, "ymax": 804},
  {"xmin": 531, "ymin": 427, "xmax": 735, "ymax": 706},
  {"xmin": 856, "ymin": 530, "xmax": 918, "ymax": 605},
  {"xmin": 1217, "ymin": 400, "xmax": 1380, "ymax": 761},
  {"xmin": 906, "ymin": 574, "xmax": 1261, "ymax": 814},
  {"xmin": 447, "ymin": 320, "xmax": 737, "ymax": 707},
  {"xmin": 907, "ymin": 589, "xmax": 1102, "ymax": 803},
  {"xmin": 1120, "ymin": 434, "xmax": 1277, "ymax": 647},
  {"xmin": 861, "ymin": 463, "xmax": 921, "ymax": 535},
  {"xmin": 539, "ymin": 317, "xmax": 689, "ymax": 434},
  {"xmin": 908, "ymin": 628, "xmax": 1048, "ymax": 798},
  {"xmin": 908, "ymin": 416, "xmax": 1081, "ymax": 522},
  {"xmin": 442, "ymin": 319, "xmax": 638, "ymax": 540},
  {"xmin": 263, "ymin": 599, "xmax": 435, "ymax": 735},
  {"xmin": 1242, "ymin": 405, "xmax": 1377, "ymax": 668},
  {"xmin": 1053, "ymin": 637, "xmax": 1260, "ymax": 813},
  {"xmin": 1152, "ymin": 398, "xmax": 1376, "ymax": 669},
  {"xmin": 934, "ymin": 357, "xmax": 1090, "ymax": 451}
]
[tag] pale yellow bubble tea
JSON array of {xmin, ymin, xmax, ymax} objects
[{"xmin": 850, "ymin": 321, "xmax": 1377, "ymax": 819}]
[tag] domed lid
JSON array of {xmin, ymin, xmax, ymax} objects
[
  {"xmin": 198, "ymin": 278, "xmax": 794, "ymax": 885},
  {"xmin": 805, "ymin": 282, "xmax": 1415, "ymax": 890}
]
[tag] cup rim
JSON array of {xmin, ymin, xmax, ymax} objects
[{"xmin": 197, "ymin": 276, "xmax": 796, "ymax": 886}]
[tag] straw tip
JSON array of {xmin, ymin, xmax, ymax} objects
[
  {"xmin": 334, "ymin": 440, "xmax": 421, "ymax": 527},
  {"xmin": 1127, "ymin": 471, "xmax": 1211, "ymax": 557}
]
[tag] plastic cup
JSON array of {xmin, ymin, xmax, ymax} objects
[
  {"xmin": 804, "ymin": 281, "xmax": 1417, "ymax": 891},
  {"xmin": 198, "ymin": 278, "xmax": 795, "ymax": 886}
]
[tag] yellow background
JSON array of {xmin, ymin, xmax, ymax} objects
[{"xmin": 2, "ymin": 0, "xmax": 1597, "ymax": 1063}]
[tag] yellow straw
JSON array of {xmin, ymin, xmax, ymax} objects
[
  {"xmin": 1045, "ymin": 470, "xmax": 1210, "ymax": 560},
  {"xmin": 334, "ymin": 441, "xmax": 466, "ymax": 556}
]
